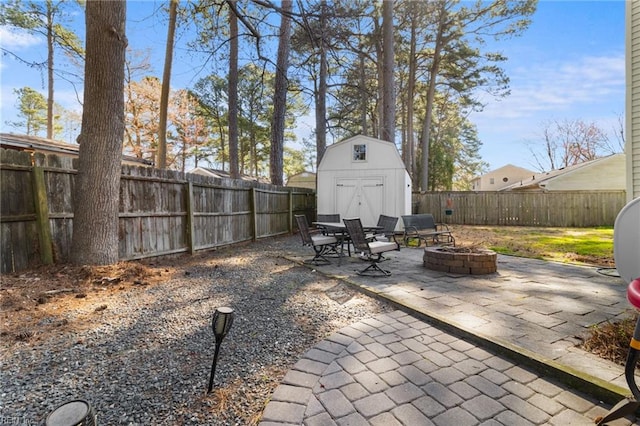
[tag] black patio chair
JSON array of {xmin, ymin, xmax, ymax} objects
[
  {"xmin": 317, "ymin": 213, "xmax": 340, "ymax": 224},
  {"xmin": 401, "ymin": 213, "xmax": 455, "ymax": 247},
  {"xmin": 317, "ymin": 213, "xmax": 351, "ymax": 256},
  {"xmin": 295, "ymin": 215, "xmax": 339, "ymax": 265},
  {"xmin": 371, "ymin": 214, "xmax": 399, "ymax": 243},
  {"xmin": 343, "ymin": 218, "xmax": 400, "ymax": 276}
]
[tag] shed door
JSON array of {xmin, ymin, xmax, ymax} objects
[{"xmin": 336, "ymin": 177, "xmax": 383, "ymax": 225}]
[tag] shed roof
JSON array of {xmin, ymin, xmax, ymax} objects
[
  {"xmin": 286, "ymin": 171, "xmax": 316, "ymax": 189},
  {"xmin": 318, "ymin": 135, "xmax": 407, "ymax": 171}
]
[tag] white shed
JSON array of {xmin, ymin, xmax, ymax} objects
[{"xmin": 317, "ymin": 135, "xmax": 412, "ymax": 227}]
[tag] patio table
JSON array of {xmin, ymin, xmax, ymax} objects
[{"xmin": 313, "ymin": 222, "xmax": 383, "ymax": 258}]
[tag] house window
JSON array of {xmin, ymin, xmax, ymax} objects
[
  {"xmin": 353, "ymin": 144, "xmax": 367, "ymax": 161},
  {"xmin": 490, "ymin": 178, "xmax": 495, "ymax": 185}
]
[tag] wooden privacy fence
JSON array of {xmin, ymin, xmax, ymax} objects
[
  {"xmin": 0, "ymin": 148, "xmax": 315, "ymax": 273},
  {"xmin": 413, "ymin": 191, "xmax": 627, "ymax": 227}
]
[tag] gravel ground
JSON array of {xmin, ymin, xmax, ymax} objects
[{"xmin": 0, "ymin": 235, "xmax": 392, "ymax": 425}]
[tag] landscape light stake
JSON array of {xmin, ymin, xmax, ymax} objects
[{"xmin": 207, "ymin": 306, "xmax": 234, "ymax": 394}]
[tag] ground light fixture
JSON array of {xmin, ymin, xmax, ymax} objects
[
  {"xmin": 207, "ymin": 306, "xmax": 235, "ymax": 394},
  {"xmin": 45, "ymin": 399, "xmax": 97, "ymax": 425}
]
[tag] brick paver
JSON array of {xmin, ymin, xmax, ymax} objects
[{"xmin": 256, "ymin": 247, "xmax": 638, "ymax": 425}]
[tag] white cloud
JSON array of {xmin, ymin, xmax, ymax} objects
[
  {"xmin": 477, "ymin": 53, "xmax": 625, "ymax": 120},
  {"xmin": 471, "ymin": 52, "xmax": 625, "ymax": 169},
  {"xmin": 0, "ymin": 26, "xmax": 41, "ymax": 49}
]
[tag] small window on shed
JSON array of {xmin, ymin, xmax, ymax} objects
[
  {"xmin": 353, "ymin": 144, "xmax": 367, "ymax": 161},
  {"xmin": 490, "ymin": 177, "xmax": 495, "ymax": 185}
]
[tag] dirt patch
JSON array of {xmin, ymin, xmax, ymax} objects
[
  {"xmin": 0, "ymin": 260, "xmax": 175, "ymax": 345},
  {"xmin": 582, "ymin": 312, "xmax": 640, "ymax": 368}
]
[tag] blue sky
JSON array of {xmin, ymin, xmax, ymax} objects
[
  {"xmin": 470, "ymin": 0, "xmax": 625, "ymax": 170},
  {"xmin": 0, "ymin": 0, "xmax": 626, "ymax": 172}
]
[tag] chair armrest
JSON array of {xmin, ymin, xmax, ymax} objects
[
  {"xmin": 309, "ymin": 228, "xmax": 323, "ymax": 236},
  {"xmin": 316, "ymin": 225, "xmax": 335, "ymax": 236},
  {"xmin": 403, "ymin": 226, "xmax": 419, "ymax": 236}
]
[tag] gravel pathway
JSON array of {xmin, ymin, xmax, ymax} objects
[{"xmin": 0, "ymin": 235, "xmax": 392, "ymax": 425}]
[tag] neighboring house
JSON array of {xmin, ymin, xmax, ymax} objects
[
  {"xmin": 286, "ymin": 171, "xmax": 316, "ymax": 190},
  {"xmin": 316, "ymin": 135, "xmax": 411, "ymax": 228},
  {"xmin": 0, "ymin": 132, "xmax": 153, "ymax": 167},
  {"xmin": 189, "ymin": 167, "xmax": 270, "ymax": 183},
  {"xmin": 499, "ymin": 154, "xmax": 625, "ymax": 192},
  {"xmin": 470, "ymin": 164, "xmax": 536, "ymax": 191},
  {"xmin": 628, "ymin": 1, "xmax": 640, "ymax": 201}
]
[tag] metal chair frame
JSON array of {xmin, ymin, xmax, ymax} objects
[
  {"xmin": 295, "ymin": 215, "xmax": 339, "ymax": 264},
  {"xmin": 401, "ymin": 214, "xmax": 455, "ymax": 247},
  {"xmin": 317, "ymin": 213, "xmax": 351, "ymax": 256},
  {"xmin": 372, "ymin": 215, "xmax": 399, "ymax": 243},
  {"xmin": 343, "ymin": 218, "xmax": 400, "ymax": 276}
]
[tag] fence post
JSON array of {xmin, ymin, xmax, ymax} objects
[
  {"xmin": 32, "ymin": 166, "xmax": 53, "ymax": 265},
  {"xmin": 251, "ymin": 187, "xmax": 257, "ymax": 241},
  {"xmin": 288, "ymin": 190, "xmax": 293, "ymax": 234},
  {"xmin": 186, "ymin": 180, "xmax": 195, "ymax": 254}
]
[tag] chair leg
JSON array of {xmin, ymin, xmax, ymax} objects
[
  {"xmin": 319, "ymin": 240, "xmax": 348, "ymax": 266},
  {"xmin": 304, "ymin": 245, "xmax": 332, "ymax": 265},
  {"xmin": 356, "ymin": 254, "xmax": 391, "ymax": 276},
  {"xmin": 322, "ymin": 243, "xmax": 342, "ymax": 258},
  {"xmin": 357, "ymin": 262, "xmax": 391, "ymax": 277},
  {"xmin": 331, "ymin": 234, "xmax": 350, "ymax": 258}
]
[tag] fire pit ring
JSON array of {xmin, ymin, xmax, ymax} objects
[{"xmin": 423, "ymin": 246, "xmax": 497, "ymax": 275}]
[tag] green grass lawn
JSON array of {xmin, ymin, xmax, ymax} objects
[{"xmin": 457, "ymin": 226, "xmax": 614, "ymax": 266}]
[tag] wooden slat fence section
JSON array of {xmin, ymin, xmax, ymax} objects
[
  {"xmin": 119, "ymin": 168, "xmax": 189, "ymax": 259},
  {"xmin": 0, "ymin": 148, "xmax": 316, "ymax": 273},
  {"xmin": 254, "ymin": 188, "xmax": 292, "ymax": 238},
  {"xmin": 414, "ymin": 191, "xmax": 627, "ymax": 227},
  {"xmin": 190, "ymin": 180, "xmax": 253, "ymax": 251},
  {"xmin": 8, "ymin": 145, "xmax": 627, "ymax": 273},
  {"xmin": 44, "ymin": 155, "xmax": 75, "ymax": 263},
  {"xmin": 0, "ymin": 150, "xmax": 39, "ymax": 272}
]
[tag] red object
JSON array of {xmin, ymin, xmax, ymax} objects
[{"xmin": 627, "ymin": 278, "xmax": 640, "ymax": 310}]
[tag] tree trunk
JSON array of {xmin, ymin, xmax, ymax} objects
[
  {"xmin": 406, "ymin": 11, "xmax": 416, "ymax": 179},
  {"xmin": 216, "ymin": 112, "xmax": 227, "ymax": 170},
  {"xmin": 359, "ymin": 51, "xmax": 368, "ymax": 136},
  {"xmin": 315, "ymin": 0, "xmax": 327, "ymax": 166},
  {"xmin": 374, "ymin": 18, "xmax": 383, "ymax": 139},
  {"xmin": 158, "ymin": 0, "xmax": 178, "ymax": 169},
  {"xmin": 419, "ymin": 2, "xmax": 446, "ymax": 192},
  {"xmin": 228, "ymin": 0, "xmax": 239, "ymax": 179},
  {"xmin": 46, "ymin": 0, "xmax": 54, "ymax": 139},
  {"xmin": 381, "ymin": 0, "xmax": 395, "ymax": 144},
  {"xmin": 71, "ymin": 0, "xmax": 127, "ymax": 266},
  {"xmin": 270, "ymin": 0, "xmax": 292, "ymax": 186}
]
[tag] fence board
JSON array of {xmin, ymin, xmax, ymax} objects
[
  {"xmin": 2, "ymin": 144, "xmax": 626, "ymax": 274},
  {"xmin": 414, "ymin": 191, "xmax": 626, "ymax": 227},
  {"xmin": 1, "ymin": 148, "xmax": 315, "ymax": 272}
]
